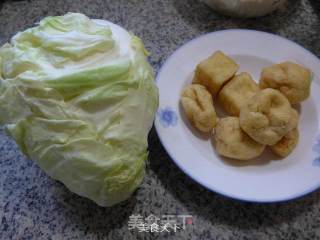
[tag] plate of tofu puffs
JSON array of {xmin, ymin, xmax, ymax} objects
[{"xmin": 155, "ymin": 29, "xmax": 320, "ymax": 202}]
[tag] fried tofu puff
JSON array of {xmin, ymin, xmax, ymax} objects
[
  {"xmin": 193, "ymin": 51, "xmax": 239, "ymax": 96},
  {"xmin": 180, "ymin": 84, "xmax": 217, "ymax": 132},
  {"xmin": 260, "ymin": 61, "xmax": 311, "ymax": 105},
  {"xmin": 215, "ymin": 117, "xmax": 265, "ymax": 160},
  {"xmin": 239, "ymin": 89, "xmax": 298, "ymax": 145},
  {"xmin": 270, "ymin": 128, "xmax": 299, "ymax": 158},
  {"xmin": 218, "ymin": 72, "xmax": 260, "ymax": 116}
]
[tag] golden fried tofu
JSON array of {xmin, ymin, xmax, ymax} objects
[
  {"xmin": 180, "ymin": 84, "xmax": 217, "ymax": 132},
  {"xmin": 270, "ymin": 128, "xmax": 299, "ymax": 158},
  {"xmin": 260, "ymin": 61, "xmax": 311, "ymax": 105},
  {"xmin": 239, "ymin": 89, "xmax": 298, "ymax": 145},
  {"xmin": 218, "ymin": 72, "xmax": 260, "ymax": 116},
  {"xmin": 193, "ymin": 51, "xmax": 239, "ymax": 96},
  {"xmin": 215, "ymin": 117, "xmax": 265, "ymax": 160}
]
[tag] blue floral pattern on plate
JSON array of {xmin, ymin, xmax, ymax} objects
[
  {"xmin": 158, "ymin": 107, "xmax": 178, "ymax": 128},
  {"xmin": 313, "ymin": 134, "xmax": 320, "ymax": 167}
]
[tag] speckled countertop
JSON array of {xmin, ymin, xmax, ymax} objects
[{"xmin": 1, "ymin": 0, "xmax": 320, "ymax": 239}]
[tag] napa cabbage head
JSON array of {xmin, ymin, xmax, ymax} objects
[{"xmin": 0, "ymin": 13, "xmax": 158, "ymax": 206}]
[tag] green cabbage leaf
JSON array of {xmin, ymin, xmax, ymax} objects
[{"xmin": 0, "ymin": 13, "xmax": 158, "ymax": 206}]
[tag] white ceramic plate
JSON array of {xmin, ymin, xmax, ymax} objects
[{"xmin": 155, "ymin": 29, "xmax": 320, "ymax": 203}]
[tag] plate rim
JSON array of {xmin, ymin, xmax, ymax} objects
[{"xmin": 155, "ymin": 29, "xmax": 320, "ymax": 203}]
